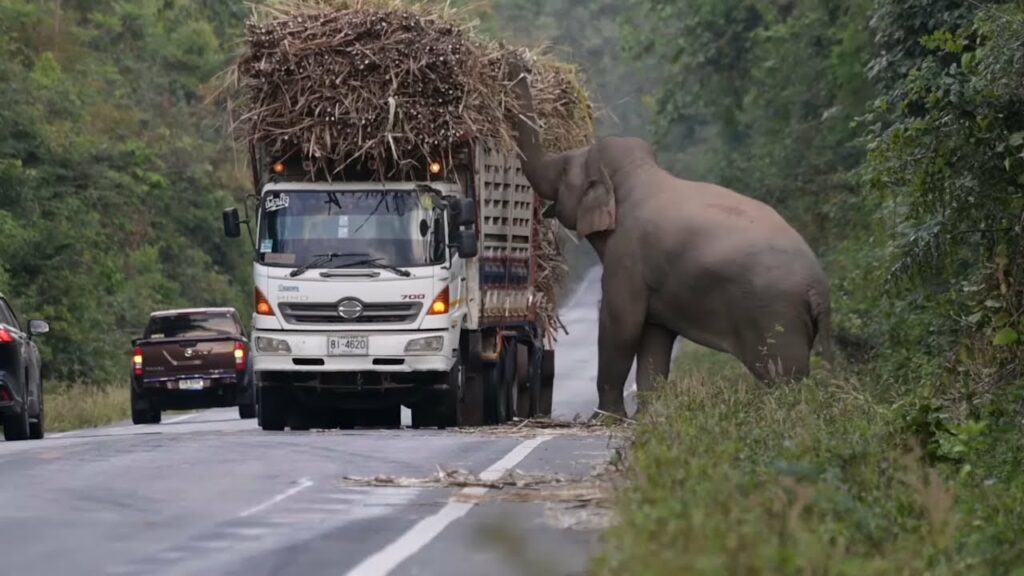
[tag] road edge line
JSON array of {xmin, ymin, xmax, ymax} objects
[{"xmin": 343, "ymin": 435, "xmax": 553, "ymax": 576}]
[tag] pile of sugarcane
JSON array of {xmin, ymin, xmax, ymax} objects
[{"xmin": 224, "ymin": 0, "xmax": 595, "ymax": 339}]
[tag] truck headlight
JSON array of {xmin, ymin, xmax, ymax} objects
[
  {"xmin": 404, "ymin": 335, "xmax": 444, "ymax": 354},
  {"xmin": 255, "ymin": 336, "xmax": 292, "ymax": 354}
]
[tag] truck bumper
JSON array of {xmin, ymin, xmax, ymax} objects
[{"xmin": 252, "ymin": 329, "xmax": 457, "ymax": 373}]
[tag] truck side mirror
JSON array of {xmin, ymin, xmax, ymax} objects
[
  {"xmin": 457, "ymin": 229, "xmax": 478, "ymax": 259},
  {"xmin": 452, "ymin": 198, "xmax": 476, "ymax": 227},
  {"xmin": 223, "ymin": 207, "xmax": 241, "ymax": 238}
]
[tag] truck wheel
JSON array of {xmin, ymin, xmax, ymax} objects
[
  {"xmin": 422, "ymin": 360, "xmax": 465, "ymax": 429},
  {"xmin": 288, "ymin": 406, "xmax": 312, "ymax": 431},
  {"xmin": 461, "ymin": 372, "xmax": 485, "ymax": 426},
  {"xmin": 514, "ymin": 344, "xmax": 531, "ymax": 419},
  {"xmin": 483, "ymin": 356, "xmax": 506, "ymax": 424},
  {"xmin": 539, "ymin": 349, "xmax": 555, "ymax": 416},
  {"xmin": 258, "ymin": 385, "xmax": 289, "ymax": 431},
  {"xmin": 3, "ymin": 407, "xmax": 30, "ymax": 441}
]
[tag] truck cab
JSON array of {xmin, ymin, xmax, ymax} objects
[{"xmin": 224, "ymin": 145, "xmax": 553, "ymax": 431}]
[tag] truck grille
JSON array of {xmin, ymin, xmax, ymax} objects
[{"xmin": 279, "ymin": 300, "xmax": 422, "ymax": 325}]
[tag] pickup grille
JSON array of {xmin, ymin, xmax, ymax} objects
[{"xmin": 279, "ymin": 301, "xmax": 422, "ymax": 325}]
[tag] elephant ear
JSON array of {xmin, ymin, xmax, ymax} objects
[{"xmin": 576, "ymin": 166, "xmax": 616, "ymax": 237}]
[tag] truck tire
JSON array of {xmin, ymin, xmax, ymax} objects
[
  {"xmin": 539, "ymin": 349, "xmax": 555, "ymax": 416},
  {"xmin": 514, "ymin": 343, "xmax": 531, "ymax": 419},
  {"xmin": 3, "ymin": 406, "xmax": 30, "ymax": 441},
  {"xmin": 528, "ymin": 343, "xmax": 544, "ymax": 418},
  {"xmin": 484, "ymin": 342, "xmax": 513, "ymax": 424},
  {"xmin": 458, "ymin": 340, "xmax": 485, "ymax": 426},
  {"xmin": 257, "ymin": 385, "xmax": 289, "ymax": 431}
]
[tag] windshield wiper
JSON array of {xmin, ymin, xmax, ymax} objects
[
  {"xmin": 332, "ymin": 257, "xmax": 412, "ymax": 278},
  {"xmin": 289, "ymin": 252, "xmax": 368, "ymax": 278}
]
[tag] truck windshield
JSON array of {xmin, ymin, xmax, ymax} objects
[
  {"xmin": 256, "ymin": 190, "xmax": 447, "ymax": 269},
  {"xmin": 146, "ymin": 313, "xmax": 239, "ymax": 339}
]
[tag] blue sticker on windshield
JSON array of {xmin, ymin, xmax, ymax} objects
[{"xmin": 260, "ymin": 239, "xmax": 274, "ymax": 253}]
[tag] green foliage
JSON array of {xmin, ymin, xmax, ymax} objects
[
  {"xmin": 595, "ymin": 347, "xmax": 1024, "ymax": 575},
  {"xmin": 623, "ymin": 0, "xmax": 875, "ymax": 247},
  {"xmin": 0, "ymin": 0, "xmax": 251, "ymax": 385},
  {"xmin": 615, "ymin": 0, "xmax": 1024, "ymax": 570}
]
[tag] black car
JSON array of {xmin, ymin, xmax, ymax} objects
[{"xmin": 0, "ymin": 293, "xmax": 49, "ymax": 441}]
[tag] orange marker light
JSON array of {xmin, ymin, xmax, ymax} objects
[
  {"xmin": 255, "ymin": 287, "xmax": 274, "ymax": 316},
  {"xmin": 272, "ymin": 162, "xmax": 286, "ymax": 174},
  {"xmin": 428, "ymin": 161, "xmax": 442, "ymax": 175},
  {"xmin": 428, "ymin": 286, "xmax": 450, "ymax": 315}
]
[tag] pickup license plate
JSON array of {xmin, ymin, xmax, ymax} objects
[
  {"xmin": 178, "ymin": 379, "xmax": 205, "ymax": 390},
  {"xmin": 327, "ymin": 335, "xmax": 369, "ymax": 356}
]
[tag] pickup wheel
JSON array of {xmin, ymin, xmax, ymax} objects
[
  {"xmin": 130, "ymin": 387, "xmax": 160, "ymax": 425},
  {"xmin": 257, "ymin": 385, "xmax": 289, "ymax": 431},
  {"xmin": 238, "ymin": 401, "xmax": 256, "ymax": 420},
  {"xmin": 3, "ymin": 406, "xmax": 30, "ymax": 441}
]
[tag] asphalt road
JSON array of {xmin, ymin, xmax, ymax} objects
[{"xmin": 0, "ymin": 267, "xmax": 636, "ymax": 576}]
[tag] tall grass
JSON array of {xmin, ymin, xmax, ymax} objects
[
  {"xmin": 594, "ymin": 346, "xmax": 1024, "ymax": 575},
  {"xmin": 45, "ymin": 383, "xmax": 130, "ymax": 432}
]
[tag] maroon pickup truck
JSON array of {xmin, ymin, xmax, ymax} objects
[{"xmin": 130, "ymin": 308, "xmax": 254, "ymax": 424}]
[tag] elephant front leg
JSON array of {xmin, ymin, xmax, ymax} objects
[
  {"xmin": 593, "ymin": 297, "xmax": 645, "ymax": 420},
  {"xmin": 634, "ymin": 324, "xmax": 676, "ymax": 415}
]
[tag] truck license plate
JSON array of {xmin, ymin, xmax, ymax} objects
[
  {"xmin": 327, "ymin": 335, "xmax": 368, "ymax": 356},
  {"xmin": 179, "ymin": 379, "xmax": 205, "ymax": 390}
]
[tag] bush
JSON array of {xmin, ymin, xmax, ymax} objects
[{"xmin": 595, "ymin": 347, "xmax": 1024, "ymax": 575}]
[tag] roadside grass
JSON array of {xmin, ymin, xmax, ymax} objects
[
  {"xmin": 46, "ymin": 383, "xmax": 130, "ymax": 432},
  {"xmin": 594, "ymin": 345, "xmax": 1024, "ymax": 575}
]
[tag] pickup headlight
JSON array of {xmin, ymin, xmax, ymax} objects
[
  {"xmin": 255, "ymin": 336, "xmax": 292, "ymax": 354},
  {"xmin": 404, "ymin": 335, "xmax": 444, "ymax": 354}
]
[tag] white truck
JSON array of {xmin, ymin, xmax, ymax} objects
[{"xmin": 222, "ymin": 142, "xmax": 556, "ymax": 431}]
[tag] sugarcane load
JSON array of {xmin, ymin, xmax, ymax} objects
[{"xmin": 220, "ymin": 0, "xmax": 595, "ymax": 430}]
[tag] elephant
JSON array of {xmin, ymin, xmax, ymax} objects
[{"xmin": 508, "ymin": 62, "xmax": 834, "ymax": 418}]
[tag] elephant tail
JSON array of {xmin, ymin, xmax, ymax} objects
[{"xmin": 808, "ymin": 286, "xmax": 835, "ymax": 366}]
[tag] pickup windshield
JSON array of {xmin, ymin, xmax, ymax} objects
[
  {"xmin": 145, "ymin": 313, "xmax": 240, "ymax": 339},
  {"xmin": 257, "ymin": 189, "xmax": 446, "ymax": 269}
]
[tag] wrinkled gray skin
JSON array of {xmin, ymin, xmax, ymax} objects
[{"xmin": 510, "ymin": 67, "xmax": 833, "ymax": 418}]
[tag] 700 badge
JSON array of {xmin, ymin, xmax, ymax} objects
[{"xmin": 327, "ymin": 335, "xmax": 369, "ymax": 356}]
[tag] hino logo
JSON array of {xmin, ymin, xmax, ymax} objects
[{"xmin": 337, "ymin": 299, "xmax": 364, "ymax": 319}]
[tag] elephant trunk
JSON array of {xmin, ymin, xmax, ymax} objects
[{"xmin": 509, "ymin": 70, "xmax": 562, "ymax": 201}]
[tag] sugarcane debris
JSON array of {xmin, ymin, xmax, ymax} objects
[{"xmin": 340, "ymin": 465, "xmax": 617, "ymax": 507}]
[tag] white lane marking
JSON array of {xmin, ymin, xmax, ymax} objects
[
  {"xmin": 343, "ymin": 435, "xmax": 553, "ymax": 576},
  {"xmin": 164, "ymin": 412, "xmax": 200, "ymax": 424},
  {"xmin": 239, "ymin": 477, "xmax": 315, "ymax": 518}
]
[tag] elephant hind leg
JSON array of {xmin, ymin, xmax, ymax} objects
[{"xmin": 635, "ymin": 324, "xmax": 676, "ymax": 414}]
